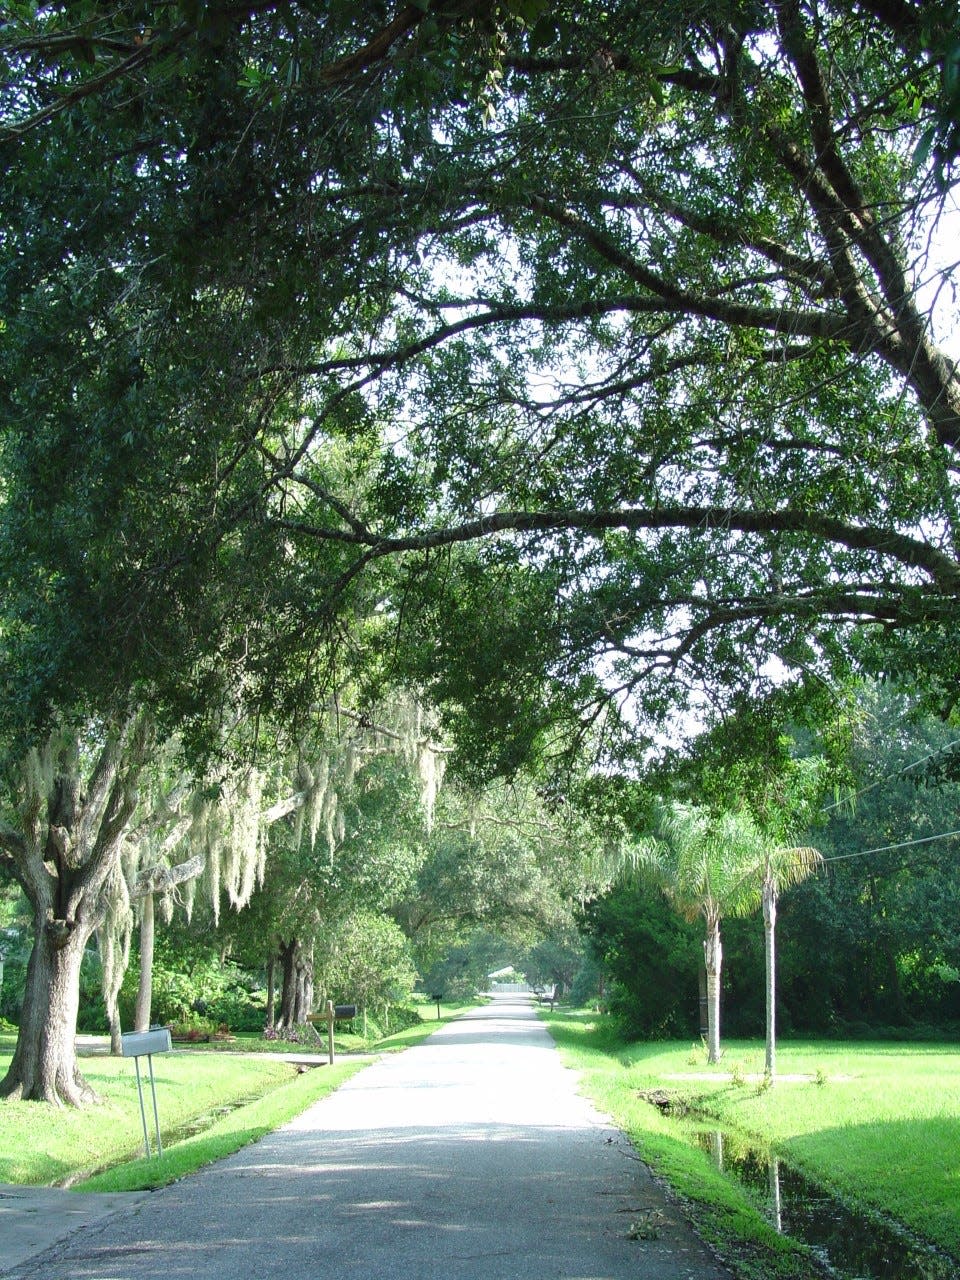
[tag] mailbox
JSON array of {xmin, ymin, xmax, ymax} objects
[
  {"xmin": 121, "ymin": 1027, "xmax": 172, "ymax": 1057},
  {"xmin": 306, "ymin": 1001, "xmax": 357, "ymax": 1064},
  {"xmin": 120, "ymin": 1026, "xmax": 171, "ymax": 1160}
]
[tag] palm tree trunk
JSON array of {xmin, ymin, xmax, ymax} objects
[
  {"xmin": 763, "ymin": 879, "xmax": 777, "ymax": 1078},
  {"xmin": 703, "ymin": 913, "xmax": 722, "ymax": 1064}
]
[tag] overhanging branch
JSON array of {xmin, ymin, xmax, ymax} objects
[{"xmin": 277, "ymin": 503, "xmax": 960, "ymax": 595}]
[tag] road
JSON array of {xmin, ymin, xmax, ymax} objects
[{"xmin": 4, "ymin": 995, "xmax": 732, "ymax": 1279}]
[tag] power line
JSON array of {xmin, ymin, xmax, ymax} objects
[
  {"xmin": 822, "ymin": 827, "xmax": 960, "ymax": 864},
  {"xmin": 819, "ymin": 737, "xmax": 960, "ymax": 815}
]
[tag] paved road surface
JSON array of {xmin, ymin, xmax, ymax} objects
[{"xmin": 3, "ymin": 995, "xmax": 732, "ymax": 1279}]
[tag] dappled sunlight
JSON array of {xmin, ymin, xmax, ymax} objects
[{"xmin": 19, "ymin": 996, "xmax": 730, "ymax": 1280}]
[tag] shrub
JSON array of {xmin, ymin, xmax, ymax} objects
[{"xmin": 382, "ymin": 1005, "xmax": 423, "ymax": 1033}]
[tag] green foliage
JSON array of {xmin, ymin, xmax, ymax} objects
[
  {"xmin": 5, "ymin": 4, "xmax": 960, "ymax": 1088},
  {"xmin": 419, "ymin": 929, "xmax": 521, "ymax": 1001},
  {"xmin": 2, "ymin": 0, "xmax": 959, "ymax": 787},
  {"xmin": 588, "ymin": 683, "xmax": 960, "ymax": 1039},
  {"xmin": 118, "ymin": 933, "xmax": 263, "ymax": 1031},
  {"xmin": 316, "ymin": 910, "xmax": 418, "ymax": 1017},
  {"xmin": 630, "ymin": 800, "xmax": 765, "ymax": 926},
  {"xmin": 0, "ymin": 956, "xmax": 26, "ymax": 1024},
  {"xmin": 76, "ymin": 948, "xmax": 107, "ymax": 1033},
  {"xmin": 579, "ymin": 883, "xmax": 701, "ymax": 1036},
  {"xmin": 523, "ymin": 930, "xmax": 587, "ymax": 995}
]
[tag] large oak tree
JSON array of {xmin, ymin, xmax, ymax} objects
[
  {"xmin": 2, "ymin": 3, "xmax": 960, "ymax": 756},
  {"xmin": 4, "ymin": 1, "xmax": 960, "ymax": 1095}
]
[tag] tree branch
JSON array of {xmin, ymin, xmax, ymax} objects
[
  {"xmin": 133, "ymin": 853, "xmax": 205, "ymax": 898},
  {"xmin": 276, "ymin": 504, "xmax": 960, "ymax": 594}
]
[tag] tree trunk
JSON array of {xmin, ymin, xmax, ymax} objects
[
  {"xmin": 0, "ymin": 912, "xmax": 98, "ymax": 1105},
  {"xmin": 277, "ymin": 939, "xmax": 299, "ymax": 1029},
  {"xmin": 99, "ymin": 925, "xmax": 127, "ymax": 1056},
  {"xmin": 763, "ymin": 880, "xmax": 777, "ymax": 1079},
  {"xmin": 134, "ymin": 891, "xmax": 155, "ymax": 1032},
  {"xmin": 106, "ymin": 991, "xmax": 123, "ymax": 1057},
  {"xmin": 265, "ymin": 956, "xmax": 276, "ymax": 1031},
  {"xmin": 703, "ymin": 914, "xmax": 722, "ymax": 1064},
  {"xmin": 277, "ymin": 939, "xmax": 313, "ymax": 1030}
]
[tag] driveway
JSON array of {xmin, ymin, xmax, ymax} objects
[{"xmin": 4, "ymin": 994, "xmax": 732, "ymax": 1279}]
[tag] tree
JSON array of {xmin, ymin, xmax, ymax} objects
[
  {"xmin": 6, "ymin": 1, "xmax": 960, "ymax": 1091},
  {"xmin": 316, "ymin": 910, "xmax": 417, "ymax": 1032},
  {"xmin": 632, "ymin": 801, "xmax": 762, "ymax": 1063},
  {"xmin": 755, "ymin": 840, "xmax": 823, "ymax": 1078},
  {"xmin": 579, "ymin": 881, "xmax": 703, "ymax": 1036},
  {"xmin": 394, "ymin": 772, "xmax": 607, "ymax": 987},
  {"xmin": 233, "ymin": 0, "xmax": 960, "ymax": 779},
  {"xmin": 0, "ymin": 719, "xmax": 151, "ymax": 1103},
  {"xmin": 522, "ymin": 928, "xmax": 586, "ymax": 999},
  {"xmin": 676, "ymin": 735, "xmax": 828, "ymax": 1077},
  {"xmin": 811, "ymin": 682, "xmax": 960, "ymax": 1027},
  {"xmin": 218, "ymin": 709, "xmax": 436, "ymax": 1035},
  {"xmin": 0, "ymin": 1, "xmax": 535, "ymax": 143},
  {"xmin": 4, "ymin": 2, "xmax": 960, "ymax": 781}
]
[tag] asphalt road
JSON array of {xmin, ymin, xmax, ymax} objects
[{"xmin": 3, "ymin": 995, "xmax": 732, "ymax": 1279}]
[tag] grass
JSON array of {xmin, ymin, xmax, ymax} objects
[
  {"xmin": 0, "ymin": 1002, "xmax": 471, "ymax": 1192},
  {"xmin": 541, "ymin": 1009, "xmax": 960, "ymax": 1276},
  {"xmin": 79, "ymin": 1059, "xmax": 367, "ymax": 1192}
]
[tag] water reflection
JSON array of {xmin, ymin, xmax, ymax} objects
[
  {"xmin": 768, "ymin": 1153, "xmax": 782, "ymax": 1234},
  {"xmin": 694, "ymin": 1127, "xmax": 958, "ymax": 1279}
]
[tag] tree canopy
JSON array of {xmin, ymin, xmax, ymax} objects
[{"xmin": 1, "ymin": 1, "xmax": 960, "ymax": 782}]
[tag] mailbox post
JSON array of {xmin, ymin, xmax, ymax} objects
[
  {"xmin": 307, "ymin": 1003, "xmax": 357, "ymax": 1065},
  {"xmin": 121, "ymin": 1027, "xmax": 172, "ymax": 1158}
]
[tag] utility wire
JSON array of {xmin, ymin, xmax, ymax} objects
[
  {"xmin": 819, "ymin": 738, "xmax": 960, "ymax": 815},
  {"xmin": 822, "ymin": 827, "xmax": 960, "ymax": 863}
]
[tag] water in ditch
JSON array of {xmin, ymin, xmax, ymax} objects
[{"xmin": 690, "ymin": 1124, "xmax": 959, "ymax": 1279}]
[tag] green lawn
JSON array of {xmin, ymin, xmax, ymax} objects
[{"xmin": 542, "ymin": 1009, "xmax": 960, "ymax": 1276}]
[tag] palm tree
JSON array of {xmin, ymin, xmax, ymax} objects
[
  {"xmin": 632, "ymin": 802, "xmax": 761, "ymax": 1064},
  {"xmin": 634, "ymin": 800, "xmax": 822, "ymax": 1073},
  {"xmin": 757, "ymin": 841, "xmax": 822, "ymax": 1079}
]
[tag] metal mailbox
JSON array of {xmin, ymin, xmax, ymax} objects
[
  {"xmin": 333, "ymin": 1005, "xmax": 356, "ymax": 1020},
  {"xmin": 121, "ymin": 1026, "xmax": 172, "ymax": 1159},
  {"xmin": 121, "ymin": 1027, "xmax": 172, "ymax": 1058}
]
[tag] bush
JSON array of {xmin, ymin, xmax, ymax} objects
[
  {"xmin": 0, "ymin": 956, "xmax": 26, "ymax": 1024},
  {"xmin": 382, "ymin": 1005, "xmax": 423, "ymax": 1033},
  {"xmin": 118, "ymin": 936, "xmax": 266, "ymax": 1032},
  {"xmin": 205, "ymin": 987, "xmax": 266, "ymax": 1033}
]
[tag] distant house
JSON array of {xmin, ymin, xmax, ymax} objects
[{"xmin": 487, "ymin": 966, "xmax": 531, "ymax": 993}]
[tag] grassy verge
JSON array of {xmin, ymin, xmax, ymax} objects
[
  {"xmin": 541, "ymin": 1010, "xmax": 960, "ymax": 1278},
  {"xmin": 0, "ymin": 1048, "xmax": 305, "ymax": 1186},
  {"xmin": 78, "ymin": 1059, "xmax": 366, "ymax": 1192},
  {"xmin": 0, "ymin": 1001, "xmax": 472, "ymax": 1192}
]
